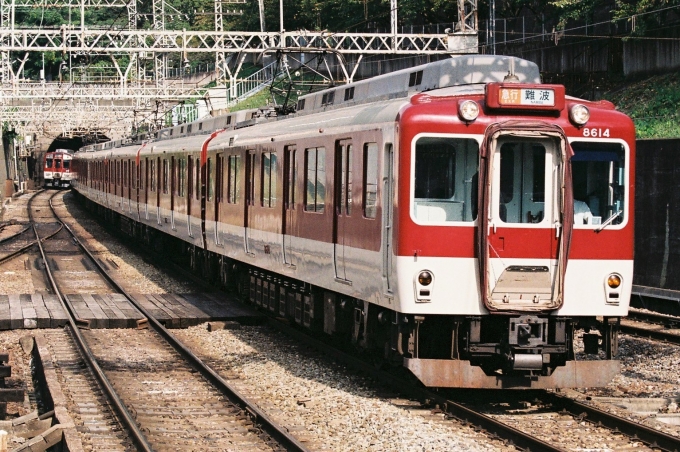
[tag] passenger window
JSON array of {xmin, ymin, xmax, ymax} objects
[
  {"xmin": 247, "ymin": 151, "xmax": 256, "ymax": 206},
  {"xmin": 412, "ymin": 136, "xmax": 479, "ymax": 223},
  {"xmin": 571, "ymin": 142, "xmax": 626, "ymax": 226},
  {"xmin": 227, "ymin": 155, "xmax": 241, "ymax": 204},
  {"xmin": 150, "ymin": 160, "xmax": 156, "ymax": 191},
  {"xmin": 284, "ymin": 147, "xmax": 297, "ymax": 209},
  {"xmin": 163, "ymin": 159, "xmax": 169, "ymax": 194},
  {"xmin": 179, "ymin": 158, "xmax": 186, "ymax": 197},
  {"xmin": 207, "ymin": 158, "xmax": 213, "ymax": 201},
  {"xmin": 261, "ymin": 152, "xmax": 277, "ymax": 207},
  {"xmin": 305, "ymin": 147, "xmax": 326, "ymax": 213},
  {"xmin": 363, "ymin": 143, "xmax": 378, "ymax": 218},
  {"xmin": 195, "ymin": 158, "xmax": 200, "ymax": 200}
]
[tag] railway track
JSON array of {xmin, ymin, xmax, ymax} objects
[
  {"xmin": 0, "ymin": 190, "xmax": 62, "ymax": 266},
  {"xmin": 32, "ymin": 191, "xmax": 309, "ymax": 451},
  {"xmin": 621, "ymin": 310, "xmax": 680, "ymax": 345},
  {"xmin": 46, "ymin": 189, "xmax": 680, "ymax": 451}
]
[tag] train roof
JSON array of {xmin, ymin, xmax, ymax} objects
[
  {"xmin": 77, "ymin": 55, "xmax": 541, "ymax": 156},
  {"xmin": 295, "ymin": 55, "xmax": 540, "ymax": 115}
]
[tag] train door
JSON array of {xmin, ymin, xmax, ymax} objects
[
  {"xmin": 333, "ymin": 140, "xmax": 353, "ymax": 282},
  {"xmin": 244, "ymin": 150, "xmax": 256, "ymax": 255},
  {"xmin": 382, "ymin": 143, "xmax": 394, "ymax": 294},
  {"xmin": 282, "ymin": 146, "xmax": 297, "ymax": 267},
  {"xmin": 483, "ymin": 133, "xmax": 569, "ymax": 312}
]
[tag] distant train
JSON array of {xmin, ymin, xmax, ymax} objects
[
  {"xmin": 44, "ymin": 149, "xmax": 75, "ymax": 188},
  {"xmin": 72, "ymin": 55, "xmax": 635, "ymax": 389}
]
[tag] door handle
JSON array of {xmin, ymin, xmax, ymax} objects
[{"xmin": 555, "ymin": 221, "xmax": 562, "ymax": 238}]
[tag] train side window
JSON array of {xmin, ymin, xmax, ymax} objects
[
  {"xmin": 412, "ymin": 136, "xmax": 480, "ymax": 223},
  {"xmin": 571, "ymin": 141, "xmax": 626, "ymax": 227},
  {"xmin": 261, "ymin": 152, "xmax": 277, "ymax": 208},
  {"xmin": 150, "ymin": 159, "xmax": 156, "ymax": 191},
  {"xmin": 187, "ymin": 158, "xmax": 193, "ymax": 199},
  {"xmin": 123, "ymin": 161, "xmax": 128, "ymax": 187},
  {"xmin": 284, "ymin": 147, "xmax": 296, "ymax": 209},
  {"xmin": 195, "ymin": 158, "xmax": 200, "ymax": 200},
  {"xmin": 363, "ymin": 143, "xmax": 378, "ymax": 218},
  {"xmin": 172, "ymin": 157, "xmax": 177, "ymax": 196},
  {"xmin": 304, "ymin": 147, "xmax": 326, "ymax": 213},
  {"xmin": 207, "ymin": 158, "xmax": 213, "ymax": 201},
  {"xmin": 162, "ymin": 159, "xmax": 169, "ymax": 194},
  {"xmin": 247, "ymin": 151, "xmax": 256, "ymax": 206},
  {"xmin": 131, "ymin": 161, "xmax": 136, "ymax": 189},
  {"xmin": 179, "ymin": 158, "xmax": 186, "ymax": 197},
  {"xmin": 227, "ymin": 155, "xmax": 241, "ymax": 204}
]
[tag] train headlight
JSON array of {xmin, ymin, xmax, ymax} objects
[
  {"xmin": 415, "ymin": 270, "xmax": 434, "ymax": 303},
  {"xmin": 458, "ymin": 100, "xmax": 480, "ymax": 122},
  {"xmin": 607, "ymin": 273, "xmax": 622, "ymax": 289},
  {"xmin": 569, "ymin": 104, "xmax": 590, "ymax": 125},
  {"xmin": 418, "ymin": 271, "xmax": 433, "ymax": 286}
]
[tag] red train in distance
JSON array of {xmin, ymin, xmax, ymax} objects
[
  {"xmin": 43, "ymin": 149, "xmax": 75, "ymax": 188},
  {"xmin": 72, "ymin": 55, "xmax": 635, "ymax": 389}
]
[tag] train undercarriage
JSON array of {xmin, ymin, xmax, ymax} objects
[{"xmin": 86, "ymin": 196, "xmax": 620, "ymax": 389}]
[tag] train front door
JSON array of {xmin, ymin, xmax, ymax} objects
[
  {"xmin": 333, "ymin": 140, "xmax": 353, "ymax": 282},
  {"xmin": 483, "ymin": 133, "xmax": 570, "ymax": 312}
]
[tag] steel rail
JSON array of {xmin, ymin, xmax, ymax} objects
[
  {"xmin": 620, "ymin": 322, "xmax": 680, "ymax": 345},
  {"xmin": 542, "ymin": 392, "xmax": 680, "ymax": 452},
  {"xmin": 628, "ymin": 309, "xmax": 680, "ymax": 328},
  {"xmin": 0, "ymin": 223, "xmax": 32, "ymax": 244},
  {"xmin": 36, "ymin": 191, "xmax": 155, "ymax": 452},
  {"xmin": 49, "ymin": 193, "xmax": 310, "ymax": 452},
  {"xmin": 0, "ymin": 189, "xmax": 64, "ymax": 265}
]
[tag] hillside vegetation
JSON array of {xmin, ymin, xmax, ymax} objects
[{"xmin": 604, "ymin": 72, "xmax": 680, "ymax": 139}]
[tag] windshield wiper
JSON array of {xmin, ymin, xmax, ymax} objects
[{"xmin": 595, "ymin": 210, "xmax": 622, "ymax": 233}]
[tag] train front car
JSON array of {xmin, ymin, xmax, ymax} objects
[
  {"xmin": 44, "ymin": 149, "xmax": 75, "ymax": 188},
  {"xmin": 396, "ymin": 59, "xmax": 634, "ymax": 388}
]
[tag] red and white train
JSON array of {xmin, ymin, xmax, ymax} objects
[
  {"xmin": 72, "ymin": 55, "xmax": 635, "ymax": 388},
  {"xmin": 44, "ymin": 149, "xmax": 75, "ymax": 188}
]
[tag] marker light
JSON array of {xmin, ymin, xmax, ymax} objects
[
  {"xmin": 418, "ymin": 271, "xmax": 433, "ymax": 286},
  {"xmin": 569, "ymin": 104, "xmax": 590, "ymax": 125},
  {"xmin": 607, "ymin": 274, "xmax": 622, "ymax": 289},
  {"xmin": 458, "ymin": 100, "xmax": 480, "ymax": 122}
]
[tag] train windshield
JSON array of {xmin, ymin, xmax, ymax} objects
[
  {"xmin": 63, "ymin": 160, "xmax": 71, "ymax": 169},
  {"xmin": 45, "ymin": 158, "xmax": 53, "ymax": 168},
  {"xmin": 498, "ymin": 142, "xmax": 547, "ymax": 224},
  {"xmin": 411, "ymin": 136, "xmax": 479, "ymax": 223},
  {"xmin": 571, "ymin": 141, "xmax": 626, "ymax": 227}
]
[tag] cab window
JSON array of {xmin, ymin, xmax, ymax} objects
[
  {"xmin": 412, "ymin": 136, "xmax": 479, "ymax": 223},
  {"xmin": 571, "ymin": 141, "xmax": 626, "ymax": 227}
]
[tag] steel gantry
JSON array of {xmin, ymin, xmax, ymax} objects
[{"xmin": 0, "ymin": 0, "xmax": 479, "ymax": 142}]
